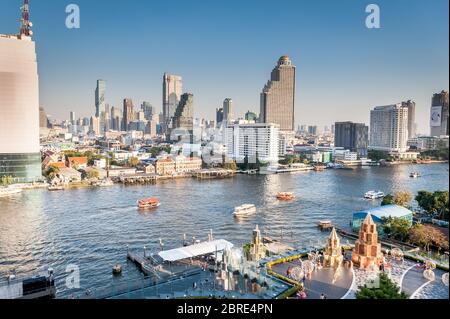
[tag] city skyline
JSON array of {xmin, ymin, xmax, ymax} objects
[{"xmin": 0, "ymin": 0, "xmax": 448, "ymax": 133}]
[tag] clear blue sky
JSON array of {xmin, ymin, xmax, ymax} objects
[{"xmin": 1, "ymin": 0, "xmax": 448, "ymax": 133}]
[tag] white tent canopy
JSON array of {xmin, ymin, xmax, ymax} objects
[{"xmin": 158, "ymin": 239, "xmax": 234, "ymax": 262}]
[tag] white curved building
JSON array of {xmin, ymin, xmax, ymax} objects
[{"xmin": 0, "ymin": 33, "xmax": 41, "ymax": 182}]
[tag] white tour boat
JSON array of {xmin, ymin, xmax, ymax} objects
[
  {"xmin": 233, "ymin": 204, "xmax": 257, "ymax": 218},
  {"xmin": 0, "ymin": 186, "xmax": 22, "ymax": 197},
  {"xmin": 364, "ymin": 191, "xmax": 385, "ymax": 200}
]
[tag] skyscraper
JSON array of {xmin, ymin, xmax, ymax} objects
[
  {"xmin": 401, "ymin": 100, "xmax": 416, "ymax": 139},
  {"xmin": 334, "ymin": 122, "xmax": 369, "ymax": 158},
  {"xmin": 216, "ymin": 108, "xmax": 224, "ymax": 125},
  {"xmin": 245, "ymin": 111, "xmax": 258, "ymax": 122},
  {"xmin": 223, "ymin": 98, "xmax": 234, "ymax": 122},
  {"xmin": 430, "ymin": 90, "xmax": 449, "ymax": 137},
  {"xmin": 260, "ymin": 56, "xmax": 296, "ymax": 131},
  {"xmin": 369, "ymin": 104, "xmax": 409, "ymax": 153},
  {"xmin": 0, "ymin": 1, "xmax": 41, "ymax": 182},
  {"xmin": 123, "ymin": 98, "xmax": 135, "ymax": 131},
  {"xmin": 95, "ymin": 80, "xmax": 106, "ymax": 118},
  {"xmin": 39, "ymin": 107, "xmax": 49, "ymax": 128},
  {"xmin": 141, "ymin": 101, "xmax": 154, "ymax": 121},
  {"xmin": 70, "ymin": 111, "xmax": 75, "ymax": 125},
  {"xmin": 162, "ymin": 73, "xmax": 183, "ymax": 133},
  {"xmin": 172, "ymin": 93, "xmax": 194, "ymax": 131}
]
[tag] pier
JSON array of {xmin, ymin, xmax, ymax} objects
[
  {"xmin": 192, "ymin": 169, "xmax": 235, "ymax": 180},
  {"xmin": 117, "ymin": 174, "xmax": 158, "ymax": 185}
]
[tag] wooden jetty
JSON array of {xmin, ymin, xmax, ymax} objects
[
  {"xmin": 127, "ymin": 251, "xmax": 159, "ymax": 278},
  {"xmin": 118, "ymin": 174, "xmax": 158, "ymax": 185}
]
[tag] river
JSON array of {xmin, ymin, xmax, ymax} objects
[{"xmin": 0, "ymin": 163, "xmax": 448, "ymax": 297}]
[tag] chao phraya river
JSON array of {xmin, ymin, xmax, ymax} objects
[{"xmin": 0, "ymin": 164, "xmax": 448, "ymax": 297}]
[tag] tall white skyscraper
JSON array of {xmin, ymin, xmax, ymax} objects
[
  {"xmin": 430, "ymin": 90, "xmax": 449, "ymax": 137},
  {"xmin": 369, "ymin": 104, "xmax": 409, "ymax": 153},
  {"xmin": 162, "ymin": 73, "xmax": 183, "ymax": 133},
  {"xmin": 260, "ymin": 56, "xmax": 296, "ymax": 132},
  {"xmin": 95, "ymin": 79, "xmax": 106, "ymax": 117},
  {"xmin": 0, "ymin": 1, "xmax": 41, "ymax": 182}
]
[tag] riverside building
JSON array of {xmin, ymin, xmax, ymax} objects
[{"xmin": 0, "ymin": 1, "xmax": 42, "ymax": 182}]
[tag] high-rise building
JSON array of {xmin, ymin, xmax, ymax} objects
[
  {"xmin": 122, "ymin": 98, "xmax": 135, "ymax": 131},
  {"xmin": 401, "ymin": 100, "xmax": 416, "ymax": 139},
  {"xmin": 216, "ymin": 108, "xmax": 224, "ymax": 125},
  {"xmin": 90, "ymin": 116, "xmax": 101, "ymax": 135},
  {"xmin": 334, "ymin": 122, "xmax": 369, "ymax": 158},
  {"xmin": 95, "ymin": 80, "xmax": 106, "ymax": 118},
  {"xmin": 430, "ymin": 90, "xmax": 449, "ymax": 137},
  {"xmin": 0, "ymin": 3, "xmax": 42, "ymax": 183},
  {"xmin": 308, "ymin": 126, "xmax": 318, "ymax": 136},
  {"xmin": 162, "ymin": 73, "xmax": 183, "ymax": 133},
  {"xmin": 225, "ymin": 122, "xmax": 281, "ymax": 164},
  {"xmin": 260, "ymin": 56, "xmax": 296, "ymax": 131},
  {"xmin": 223, "ymin": 98, "xmax": 234, "ymax": 122},
  {"xmin": 172, "ymin": 93, "xmax": 194, "ymax": 131},
  {"xmin": 245, "ymin": 111, "xmax": 258, "ymax": 122},
  {"xmin": 369, "ymin": 104, "xmax": 409, "ymax": 153},
  {"xmin": 141, "ymin": 101, "xmax": 154, "ymax": 121},
  {"xmin": 69, "ymin": 111, "xmax": 75, "ymax": 125},
  {"xmin": 39, "ymin": 107, "xmax": 49, "ymax": 128}
]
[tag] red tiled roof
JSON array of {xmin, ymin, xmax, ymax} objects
[{"xmin": 68, "ymin": 157, "xmax": 88, "ymax": 164}]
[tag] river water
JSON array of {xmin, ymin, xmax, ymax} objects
[{"xmin": 0, "ymin": 164, "xmax": 448, "ymax": 297}]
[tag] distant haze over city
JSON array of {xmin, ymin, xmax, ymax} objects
[{"xmin": 0, "ymin": 0, "xmax": 448, "ymax": 134}]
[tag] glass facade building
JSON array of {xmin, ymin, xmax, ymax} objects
[{"xmin": 0, "ymin": 153, "xmax": 42, "ymax": 183}]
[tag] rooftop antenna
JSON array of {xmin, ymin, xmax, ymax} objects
[{"xmin": 20, "ymin": 0, "xmax": 33, "ymax": 37}]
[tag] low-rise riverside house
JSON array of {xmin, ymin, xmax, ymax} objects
[
  {"xmin": 225, "ymin": 122, "xmax": 283, "ymax": 165},
  {"xmin": 57, "ymin": 167, "xmax": 82, "ymax": 183},
  {"xmin": 66, "ymin": 157, "xmax": 88, "ymax": 170}
]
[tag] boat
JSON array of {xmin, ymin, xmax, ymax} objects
[
  {"xmin": 97, "ymin": 179, "xmax": 114, "ymax": 187},
  {"xmin": 137, "ymin": 197, "xmax": 160, "ymax": 209},
  {"xmin": 318, "ymin": 220, "xmax": 333, "ymax": 231},
  {"xmin": 276, "ymin": 192, "xmax": 295, "ymax": 201},
  {"xmin": 364, "ymin": 191, "xmax": 385, "ymax": 200},
  {"xmin": 233, "ymin": 204, "xmax": 257, "ymax": 218},
  {"xmin": 112, "ymin": 264, "xmax": 122, "ymax": 275},
  {"xmin": 314, "ymin": 166, "xmax": 325, "ymax": 172},
  {"xmin": 0, "ymin": 186, "xmax": 22, "ymax": 198},
  {"xmin": 409, "ymin": 172, "xmax": 421, "ymax": 178},
  {"xmin": 48, "ymin": 185, "xmax": 65, "ymax": 191}
]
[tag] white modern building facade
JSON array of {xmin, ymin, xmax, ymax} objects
[
  {"xmin": 369, "ymin": 104, "xmax": 409, "ymax": 153},
  {"xmin": 225, "ymin": 122, "xmax": 282, "ymax": 164},
  {"xmin": 0, "ymin": 33, "xmax": 41, "ymax": 182}
]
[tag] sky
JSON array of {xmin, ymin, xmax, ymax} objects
[{"xmin": 0, "ymin": 0, "xmax": 448, "ymax": 134}]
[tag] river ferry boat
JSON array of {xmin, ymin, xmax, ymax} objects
[
  {"xmin": 276, "ymin": 192, "xmax": 295, "ymax": 201},
  {"xmin": 0, "ymin": 186, "xmax": 22, "ymax": 197},
  {"xmin": 137, "ymin": 197, "xmax": 160, "ymax": 209},
  {"xmin": 364, "ymin": 191, "xmax": 385, "ymax": 200},
  {"xmin": 233, "ymin": 204, "xmax": 257, "ymax": 217}
]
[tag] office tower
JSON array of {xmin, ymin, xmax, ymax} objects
[
  {"xmin": 137, "ymin": 111, "xmax": 146, "ymax": 121},
  {"xmin": 260, "ymin": 56, "xmax": 296, "ymax": 131},
  {"xmin": 223, "ymin": 98, "xmax": 234, "ymax": 122},
  {"xmin": 430, "ymin": 90, "xmax": 449, "ymax": 137},
  {"xmin": 401, "ymin": 100, "xmax": 416, "ymax": 139},
  {"xmin": 334, "ymin": 122, "xmax": 369, "ymax": 158},
  {"xmin": 216, "ymin": 108, "xmax": 224, "ymax": 125},
  {"xmin": 69, "ymin": 111, "xmax": 76, "ymax": 125},
  {"xmin": 90, "ymin": 116, "xmax": 101, "ymax": 135},
  {"xmin": 225, "ymin": 123, "xmax": 281, "ymax": 164},
  {"xmin": 172, "ymin": 93, "xmax": 194, "ymax": 132},
  {"xmin": 39, "ymin": 107, "xmax": 49, "ymax": 128},
  {"xmin": 245, "ymin": 111, "xmax": 258, "ymax": 122},
  {"xmin": 122, "ymin": 98, "xmax": 135, "ymax": 131},
  {"xmin": 0, "ymin": 2, "xmax": 42, "ymax": 182},
  {"xmin": 369, "ymin": 104, "xmax": 409, "ymax": 152},
  {"xmin": 141, "ymin": 101, "xmax": 154, "ymax": 121},
  {"xmin": 162, "ymin": 73, "xmax": 183, "ymax": 132},
  {"xmin": 308, "ymin": 126, "xmax": 318, "ymax": 135},
  {"xmin": 95, "ymin": 80, "xmax": 106, "ymax": 117}
]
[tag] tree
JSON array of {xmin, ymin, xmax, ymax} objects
[
  {"xmin": 356, "ymin": 273, "xmax": 408, "ymax": 299},
  {"xmin": 0, "ymin": 176, "xmax": 13, "ymax": 186},
  {"xmin": 128, "ymin": 157, "xmax": 140, "ymax": 167},
  {"xmin": 416, "ymin": 190, "xmax": 449, "ymax": 221},
  {"xmin": 223, "ymin": 161, "xmax": 237, "ymax": 171},
  {"xmin": 381, "ymin": 194, "xmax": 394, "ymax": 206},
  {"xmin": 381, "ymin": 217, "xmax": 412, "ymax": 241},
  {"xmin": 45, "ymin": 166, "xmax": 60, "ymax": 180},
  {"xmin": 87, "ymin": 170, "xmax": 100, "ymax": 180},
  {"xmin": 382, "ymin": 192, "xmax": 412, "ymax": 208},
  {"xmin": 409, "ymin": 224, "xmax": 449, "ymax": 252}
]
